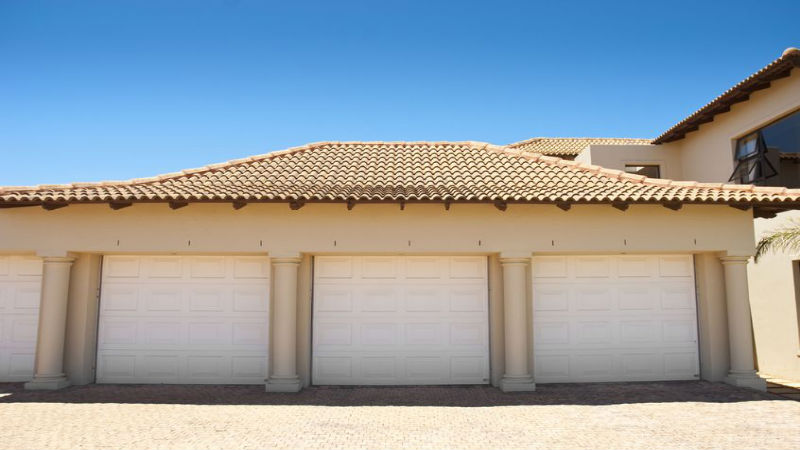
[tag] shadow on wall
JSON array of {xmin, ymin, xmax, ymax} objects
[{"xmin": 0, "ymin": 381, "xmax": 785, "ymax": 406}]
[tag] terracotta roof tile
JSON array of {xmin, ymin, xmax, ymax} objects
[
  {"xmin": 1, "ymin": 141, "xmax": 799, "ymax": 208},
  {"xmin": 507, "ymin": 137, "xmax": 652, "ymax": 156}
]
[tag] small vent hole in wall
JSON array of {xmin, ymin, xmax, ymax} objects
[
  {"xmin": 334, "ymin": 240, "xmax": 337, "ymax": 247},
  {"xmin": 188, "ymin": 240, "xmax": 191, "ymax": 247},
  {"xmin": 116, "ymin": 240, "xmax": 120, "ymax": 247},
  {"xmin": 551, "ymin": 240, "xmax": 555, "ymax": 247},
  {"xmin": 478, "ymin": 240, "xmax": 482, "ymax": 246},
  {"xmin": 259, "ymin": 240, "xmax": 263, "ymax": 247}
]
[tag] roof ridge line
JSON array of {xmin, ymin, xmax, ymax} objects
[{"xmin": 508, "ymin": 136, "xmax": 652, "ymax": 148}]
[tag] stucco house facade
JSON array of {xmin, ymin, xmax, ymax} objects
[
  {"xmin": 519, "ymin": 47, "xmax": 800, "ymax": 382},
  {"xmin": 1, "ymin": 48, "xmax": 799, "ymax": 393}
]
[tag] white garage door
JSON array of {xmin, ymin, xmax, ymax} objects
[
  {"xmin": 97, "ymin": 255, "xmax": 270, "ymax": 384},
  {"xmin": 532, "ymin": 255, "xmax": 699, "ymax": 383},
  {"xmin": 313, "ymin": 256, "xmax": 489, "ymax": 385},
  {"xmin": 0, "ymin": 256, "xmax": 42, "ymax": 382}
]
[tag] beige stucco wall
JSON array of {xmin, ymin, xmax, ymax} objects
[
  {"xmin": 63, "ymin": 253, "xmax": 102, "ymax": 385},
  {"xmin": 296, "ymin": 254, "xmax": 313, "ymax": 387},
  {"xmin": 693, "ymin": 252, "xmax": 731, "ymax": 381},
  {"xmin": 0, "ymin": 202, "xmax": 756, "ymax": 385},
  {"xmin": 749, "ymin": 210, "xmax": 800, "ymax": 380},
  {"xmin": 653, "ymin": 69, "xmax": 800, "ymax": 381},
  {"xmin": 665, "ymin": 71, "xmax": 800, "ymax": 183},
  {"xmin": 0, "ymin": 203, "xmax": 756, "ymax": 256},
  {"xmin": 576, "ymin": 144, "xmax": 684, "ymax": 180},
  {"xmin": 487, "ymin": 255, "xmax": 505, "ymax": 386}
]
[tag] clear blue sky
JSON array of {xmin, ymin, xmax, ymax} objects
[{"xmin": 1, "ymin": 0, "xmax": 798, "ymax": 185}]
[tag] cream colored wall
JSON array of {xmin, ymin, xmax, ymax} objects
[
  {"xmin": 670, "ymin": 72, "xmax": 800, "ymax": 183},
  {"xmin": 63, "ymin": 253, "xmax": 102, "ymax": 385},
  {"xmin": 749, "ymin": 210, "xmax": 800, "ymax": 380},
  {"xmin": 487, "ymin": 255, "xmax": 505, "ymax": 386},
  {"xmin": 0, "ymin": 203, "xmax": 756, "ymax": 255},
  {"xmin": 296, "ymin": 254, "xmax": 313, "ymax": 387},
  {"xmin": 0, "ymin": 202, "xmax": 757, "ymax": 385},
  {"xmin": 659, "ymin": 70, "xmax": 800, "ymax": 381},
  {"xmin": 578, "ymin": 144, "xmax": 684, "ymax": 180},
  {"xmin": 693, "ymin": 253, "xmax": 731, "ymax": 381}
]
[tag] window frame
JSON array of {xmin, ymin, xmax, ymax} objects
[
  {"xmin": 624, "ymin": 163, "xmax": 662, "ymax": 179},
  {"xmin": 729, "ymin": 107, "xmax": 800, "ymax": 185}
]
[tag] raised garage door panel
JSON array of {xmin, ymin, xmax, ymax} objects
[
  {"xmin": 97, "ymin": 255, "xmax": 269, "ymax": 384},
  {"xmin": 0, "ymin": 256, "xmax": 42, "ymax": 382},
  {"xmin": 533, "ymin": 255, "xmax": 699, "ymax": 383},
  {"xmin": 313, "ymin": 256, "xmax": 489, "ymax": 385}
]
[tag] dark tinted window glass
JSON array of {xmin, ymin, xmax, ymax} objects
[
  {"xmin": 762, "ymin": 109, "xmax": 800, "ymax": 155},
  {"xmin": 731, "ymin": 109, "xmax": 800, "ymax": 187},
  {"xmin": 625, "ymin": 164, "xmax": 661, "ymax": 178}
]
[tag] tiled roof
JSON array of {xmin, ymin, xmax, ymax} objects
[
  {"xmin": 1, "ymin": 141, "xmax": 799, "ymax": 209},
  {"xmin": 653, "ymin": 47, "xmax": 800, "ymax": 144},
  {"xmin": 507, "ymin": 137, "xmax": 652, "ymax": 156}
]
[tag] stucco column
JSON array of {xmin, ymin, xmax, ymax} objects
[
  {"xmin": 265, "ymin": 255, "xmax": 302, "ymax": 393},
  {"xmin": 499, "ymin": 256, "xmax": 536, "ymax": 392},
  {"xmin": 25, "ymin": 256, "xmax": 75, "ymax": 390},
  {"xmin": 720, "ymin": 256, "xmax": 766, "ymax": 391}
]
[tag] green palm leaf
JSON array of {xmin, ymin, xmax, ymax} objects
[{"xmin": 754, "ymin": 221, "xmax": 800, "ymax": 262}]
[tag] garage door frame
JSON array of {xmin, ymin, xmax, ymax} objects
[
  {"xmin": 0, "ymin": 255, "xmax": 43, "ymax": 382},
  {"xmin": 311, "ymin": 255, "xmax": 492, "ymax": 386},
  {"xmin": 532, "ymin": 254, "xmax": 701, "ymax": 383},
  {"xmin": 95, "ymin": 254, "xmax": 271, "ymax": 385}
]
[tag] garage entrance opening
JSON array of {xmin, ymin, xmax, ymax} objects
[
  {"xmin": 0, "ymin": 256, "xmax": 42, "ymax": 382},
  {"xmin": 312, "ymin": 256, "xmax": 490, "ymax": 385},
  {"xmin": 96, "ymin": 255, "xmax": 270, "ymax": 384},
  {"xmin": 532, "ymin": 255, "xmax": 700, "ymax": 383}
]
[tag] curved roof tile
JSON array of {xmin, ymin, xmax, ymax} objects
[
  {"xmin": 507, "ymin": 137, "xmax": 652, "ymax": 156},
  {"xmin": 1, "ymin": 141, "xmax": 799, "ymax": 208}
]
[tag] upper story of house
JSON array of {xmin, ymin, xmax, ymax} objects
[{"xmin": 511, "ymin": 47, "xmax": 800, "ymax": 188}]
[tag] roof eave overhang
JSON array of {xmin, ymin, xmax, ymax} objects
[
  {"xmin": 652, "ymin": 53, "xmax": 800, "ymax": 145},
  {"xmin": 3, "ymin": 198, "xmax": 799, "ymax": 212}
]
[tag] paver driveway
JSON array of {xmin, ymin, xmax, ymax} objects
[{"xmin": 1, "ymin": 381, "xmax": 799, "ymax": 450}]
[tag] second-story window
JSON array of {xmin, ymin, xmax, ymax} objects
[
  {"xmin": 730, "ymin": 109, "xmax": 800, "ymax": 187},
  {"xmin": 625, "ymin": 164, "xmax": 661, "ymax": 178}
]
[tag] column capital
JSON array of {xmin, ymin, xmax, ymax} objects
[
  {"xmin": 499, "ymin": 251, "xmax": 532, "ymax": 260},
  {"xmin": 499, "ymin": 251, "xmax": 531, "ymax": 266},
  {"xmin": 41, "ymin": 256, "xmax": 76, "ymax": 265},
  {"xmin": 270, "ymin": 251, "xmax": 301, "ymax": 265},
  {"xmin": 271, "ymin": 257, "xmax": 301, "ymax": 265},
  {"xmin": 719, "ymin": 255, "xmax": 750, "ymax": 265},
  {"xmin": 500, "ymin": 257, "xmax": 530, "ymax": 266}
]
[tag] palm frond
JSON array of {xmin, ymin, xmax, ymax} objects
[{"xmin": 754, "ymin": 223, "xmax": 800, "ymax": 262}]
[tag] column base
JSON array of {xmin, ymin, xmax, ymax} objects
[
  {"xmin": 265, "ymin": 376, "xmax": 302, "ymax": 393},
  {"xmin": 499, "ymin": 375, "xmax": 536, "ymax": 392},
  {"xmin": 24, "ymin": 375, "xmax": 71, "ymax": 391},
  {"xmin": 724, "ymin": 371, "xmax": 767, "ymax": 392}
]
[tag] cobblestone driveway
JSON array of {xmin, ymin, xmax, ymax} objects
[{"xmin": 1, "ymin": 381, "xmax": 799, "ymax": 449}]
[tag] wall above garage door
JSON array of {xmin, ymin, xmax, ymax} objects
[
  {"xmin": 313, "ymin": 256, "xmax": 489, "ymax": 385},
  {"xmin": 96, "ymin": 255, "xmax": 270, "ymax": 384},
  {"xmin": 532, "ymin": 254, "xmax": 700, "ymax": 383}
]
